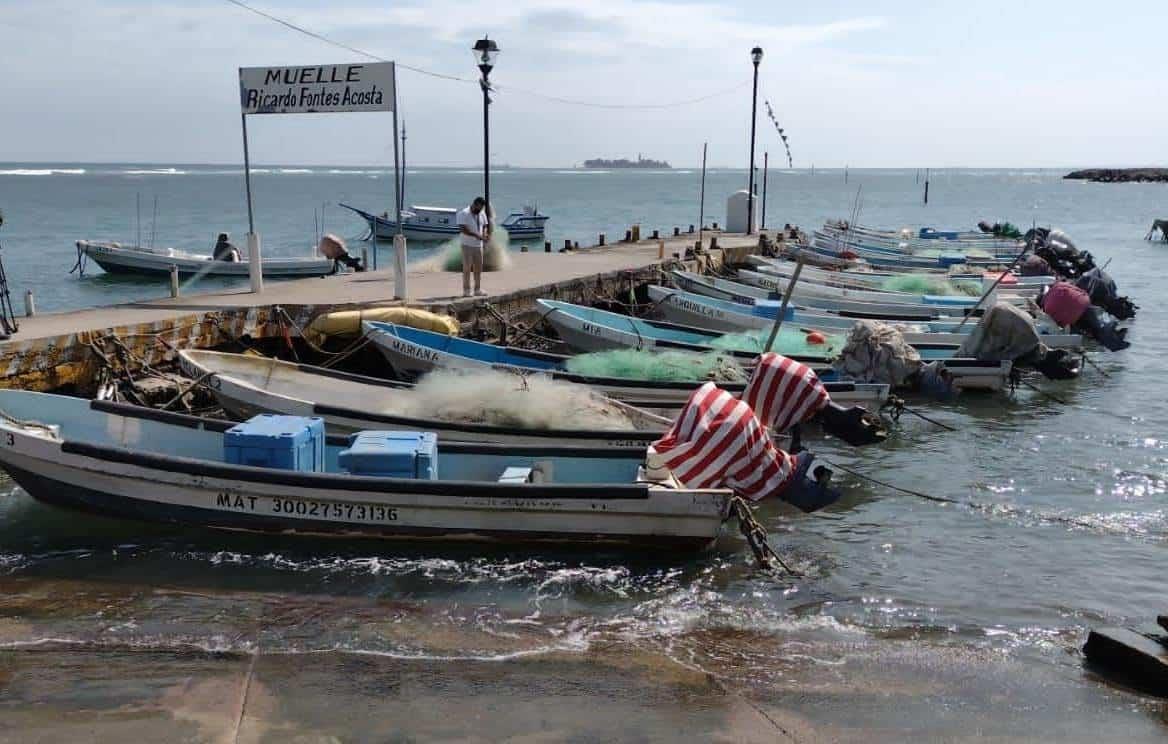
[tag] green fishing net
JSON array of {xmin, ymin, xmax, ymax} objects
[
  {"xmin": 564, "ymin": 349, "xmax": 749, "ymax": 383},
  {"xmin": 881, "ymin": 275, "xmax": 981, "ymax": 296},
  {"xmin": 707, "ymin": 327, "xmax": 841, "ymax": 357},
  {"xmin": 437, "ymin": 225, "xmax": 513, "ymax": 272}
]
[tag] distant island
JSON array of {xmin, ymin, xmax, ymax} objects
[
  {"xmin": 1065, "ymin": 168, "xmax": 1168, "ymax": 183},
  {"xmin": 582, "ymin": 154, "xmax": 671, "ymax": 169}
]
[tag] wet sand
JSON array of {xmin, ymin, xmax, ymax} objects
[{"xmin": 1, "ymin": 577, "xmax": 1164, "ymax": 743}]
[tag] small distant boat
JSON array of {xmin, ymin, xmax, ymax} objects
[
  {"xmin": 340, "ymin": 203, "xmax": 549, "ymax": 242},
  {"xmin": 0, "ymin": 390, "xmax": 730, "ymax": 549},
  {"xmin": 75, "ymin": 240, "xmax": 335, "ymax": 278}
]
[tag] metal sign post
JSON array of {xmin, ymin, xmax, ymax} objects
[{"xmin": 238, "ymin": 62, "xmax": 400, "ymax": 294}]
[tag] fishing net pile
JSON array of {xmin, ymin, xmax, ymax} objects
[
  {"xmin": 881, "ymin": 275, "xmax": 981, "ymax": 297},
  {"xmin": 564, "ymin": 349, "xmax": 748, "ymax": 383},
  {"xmin": 395, "ymin": 368, "xmax": 636, "ymax": 430},
  {"xmin": 833, "ymin": 320, "xmax": 922, "ymax": 386},
  {"xmin": 708, "ymin": 327, "xmax": 841, "ymax": 356},
  {"xmin": 415, "ymin": 222, "xmax": 513, "ymax": 273}
]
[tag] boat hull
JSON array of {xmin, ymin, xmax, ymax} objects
[
  {"xmin": 362, "ymin": 321, "xmax": 890, "ymax": 408},
  {"xmin": 78, "ymin": 241, "xmax": 335, "ymax": 278},
  {"xmin": 179, "ymin": 350, "xmax": 669, "ymax": 449},
  {"xmin": 0, "ymin": 396, "xmax": 728, "ymax": 550}
]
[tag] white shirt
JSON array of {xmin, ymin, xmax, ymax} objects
[{"xmin": 456, "ymin": 207, "xmax": 487, "ymax": 249}]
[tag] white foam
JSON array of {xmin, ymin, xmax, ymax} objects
[
  {"xmin": 123, "ymin": 167, "xmax": 186, "ymax": 175},
  {"xmin": 0, "ymin": 168, "xmax": 85, "ymax": 176}
]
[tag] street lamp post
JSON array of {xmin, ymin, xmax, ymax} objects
[
  {"xmin": 473, "ymin": 37, "xmax": 499, "ymax": 235},
  {"xmin": 746, "ymin": 46, "xmax": 763, "ymax": 235}
]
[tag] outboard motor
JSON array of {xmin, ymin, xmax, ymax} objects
[
  {"xmin": 318, "ymin": 233, "xmax": 365, "ymax": 272},
  {"xmin": 978, "ymin": 220, "xmax": 1023, "ymax": 239},
  {"xmin": 1075, "ymin": 267, "xmax": 1137, "ymax": 320},
  {"xmin": 1038, "ymin": 282, "xmax": 1129, "ymax": 352},
  {"xmin": 1026, "ymin": 227, "xmax": 1095, "ymax": 279}
]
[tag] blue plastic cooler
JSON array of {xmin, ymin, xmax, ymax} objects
[
  {"xmin": 224, "ymin": 414, "xmax": 326, "ymax": 472},
  {"xmin": 338, "ymin": 431, "xmax": 438, "ymax": 479}
]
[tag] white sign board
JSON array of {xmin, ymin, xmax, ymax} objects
[{"xmin": 239, "ymin": 62, "xmax": 395, "ymax": 115}]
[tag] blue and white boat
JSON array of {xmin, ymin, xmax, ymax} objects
[
  {"xmin": 645, "ymin": 285, "xmax": 1082, "ymax": 349},
  {"xmin": 536, "ymin": 299, "xmax": 843, "ymax": 362},
  {"xmin": 535, "ymin": 299, "xmax": 1013, "ymax": 391},
  {"xmin": 341, "ymin": 203, "xmax": 549, "ymax": 242},
  {"xmin": 361, "ymin": 320, "xmax": 891, "ymax": 408},
  {"xmin": 672, "ymin": 270, "xmax": 978, "ymax": 319},
  {"xmin": 732, "ymin": 268, "xmax": 1030, "ymax": 312},
  {"xmin": 0, "ymin": 390, "xmax": 732, "ymax": 550}
]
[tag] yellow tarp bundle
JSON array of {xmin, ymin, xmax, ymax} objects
[{"xmin": 304, "ymin": 306, "xmax": 460, "ymax": 345}]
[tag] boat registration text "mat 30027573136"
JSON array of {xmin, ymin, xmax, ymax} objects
[{"xmin": 214, "ymin": 492, "xmax": 400, "ymax": 523}]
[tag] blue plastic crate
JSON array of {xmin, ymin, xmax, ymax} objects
[
  {"xmin": 338, "ymin": 431, "xmax": 438, "ymax": 480},
  {"xmin": 224, "ymin": 414, "xmax": 325, "ymax": 472}
]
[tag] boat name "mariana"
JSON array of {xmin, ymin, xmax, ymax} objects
[{"xmin": 389, "ymin": 338, "xmax": 440, "ymax": 363}]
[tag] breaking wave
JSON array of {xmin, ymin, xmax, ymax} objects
[{"xmin": 0, "ymin": 168, "xmax": 85, "ymax": 176}]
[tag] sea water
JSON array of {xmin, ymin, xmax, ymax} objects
[{"xmin": 0, "ymin": 165, "xmax": 1165, "ymax": 739}]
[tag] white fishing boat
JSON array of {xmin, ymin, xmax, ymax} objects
[
  {"xmin": 744, "ymin": 255, "xmax": 1055, "ymax": 293},
  {"xmin": 341, "ymin": 203, "xmax": 549, "ymax": 242},
  {"xmin": 644, "ymin": 285, "xmax": 1083, "ymax": 349},
  {"xmin": 178, "ymin": 349, "xmax": 671, "ymax": 448},
  {"xmin": 0, "ymin": 390, "xmax": 731, "ymax": 550},
  {"xmin": 672, "ymin": 270, "xmax": 968, "ymax": 320},
  {"xmin": 75, "ymin": 240, "xmax": 335, "ymax": 278}
]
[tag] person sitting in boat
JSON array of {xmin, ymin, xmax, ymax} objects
[{"xmin": 212, "ymin": 233, "xmax": 241, "ymax": 262}]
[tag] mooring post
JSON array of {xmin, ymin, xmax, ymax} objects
[
  {"xmin": 169, "ymin": 265, "xmax": 179, "ymax": 298},
  {"xmin": 564, "ymin": 239, "xmax": 572, "ymax": 251},
  {"xmin": 673, "ymin": 227, "xmax": 680, "ymax": 237},
  {"xmin": 393, "ymin": 234, "xmax": 408, "ymax": 299},
  {"xmin": 598, "ymin": 233, "xmax": 606, "ymax": 246},
  {"xmin": 545, "ymin": 240, "xmax": 552, "ymax": 252},
  {"xmin": 23, "ymin": 289, "xmax": 34, "ymax": 317},
  {"xmin": 651, "ymin": 229, "xmax": 659, "ymax": 240}
]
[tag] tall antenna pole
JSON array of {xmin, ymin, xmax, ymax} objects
[
  {"xmin": 698, "ymin": 142, "xmax": 708, "ymax": 244},
  {"xmin": 761, "ymin": 151, "xmax": 769, "ymax": 231},
  {"xmin": 399, "ymin": 122, "xmax": 407, "ymax": 214}
]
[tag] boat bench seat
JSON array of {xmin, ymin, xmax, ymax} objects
[{"xmin": 498, "ymin": 466, "xmax": 533, "ymax": 484}]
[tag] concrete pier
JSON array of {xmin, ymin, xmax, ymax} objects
[{"xmin": 0, "ymin": 231, "xmax": 761, "ymax": 391}]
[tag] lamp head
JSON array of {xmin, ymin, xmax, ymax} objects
[
  {"xmin": 751, "ymin": 46, "xmax": 763, "ymax": 66},
  {"xmin": 473, "ymin": 37, "xmax": 500, "ymax": 76}
]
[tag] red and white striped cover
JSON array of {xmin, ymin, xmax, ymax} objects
[
  {"xmin": 741, "ymin": 352, "xmax": 831, "ymax": 434},
  {"xmin": 648, "ymin": 382, "xmax": 793, "ymax": 500},
  {"xmin": 647, "ymin": 354, "xmax": 831, "ymax": 501}
]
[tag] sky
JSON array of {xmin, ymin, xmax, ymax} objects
[{"xmin": 0, "ymin": 0, "xmax": 1164, "ymax": 168}]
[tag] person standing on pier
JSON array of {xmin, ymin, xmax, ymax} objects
[{"xmin": 456, "ymin": 197, "xmax": 489, "ymax": 297}]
